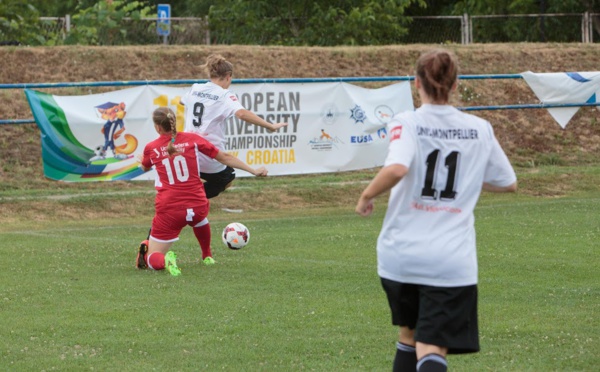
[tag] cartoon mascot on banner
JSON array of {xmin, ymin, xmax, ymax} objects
[{"xmin": 89, "ymin": 101, "xmax": 138, "ymax": 162}]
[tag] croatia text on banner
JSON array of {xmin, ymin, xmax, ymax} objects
[
  {"xmin": 25, "ymin": 82, "xmax": 413, "ymax": 182},
  {"xmin": 521, "ymin": 71, "xmax": 600, "ymax": 128}
]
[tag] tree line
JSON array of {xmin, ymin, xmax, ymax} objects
[{"xmin": 1, "ymin": 0, "xmax": 599, "ymax": 46}]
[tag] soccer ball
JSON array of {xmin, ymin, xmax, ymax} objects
[{"xmin": 222, "ymin": 222, "xmax": 250, "ymax": 250}]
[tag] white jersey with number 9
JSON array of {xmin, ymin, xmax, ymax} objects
[{"xmin": 180, "ymin": 82, "xmax": 245, "ymax": 173}]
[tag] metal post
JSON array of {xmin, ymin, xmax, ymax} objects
[
  {"xmin": 461, "ymin": 13, "xmax": 471, "ymax": 45},
  {"xmin": 582, "ymin": 12, "xmax": 589, "ymax": 43},
  {"xmin": 468, "ymin": 13, "xmax": 473, "ymax": 44},
  {"xmin": 461, "ymin": 13, "xmax": 465, "ymax": 44},
  {"xmin": 586, "ymin": 11, "xmax": 592, "ymax": 43},
  {"xmin": 205, "ymin": 16, "xmax": 210, "ymax": 45},
  {"xmin": 64, "ymin": 14, "xmax": 71, "ymax": 40},
  {"xmin": 592, "ymin": 13, "xmax": 595, "ymax": 43}
]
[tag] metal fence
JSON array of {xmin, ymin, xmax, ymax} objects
[
  {"xmin": 3, "ymin": 75, "xmax": 600, "ymax": 125},
  {"xmin": 34, "ymin": 12, "xmax": 600, "ymax": 46},
  {"xmin": 469, "ymin": 13, "xmax": 597, "ymax": 43},
  {"xmin": 399, "ymin": 12, "xmax": 600, "ymax": 44},
  {"xmin": 38, "ymin": 16, "xmax": 210, "ymax": 45}
]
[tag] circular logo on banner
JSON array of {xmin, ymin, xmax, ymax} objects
[
  {"xmin": 349, "ymin": 105, "xmax": 367, "ymax": 124},
  {"xmin": 374, "ymin": 105, "xmax": 394, "ymax": 124},
  {"xmin": 321, "ymin": 104, "xmax": 338, "ymax": 125}
]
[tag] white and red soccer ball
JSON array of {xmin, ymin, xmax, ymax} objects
[{"xmin": 222, "ymin": 222, "xmax": 250, "ymax": 250}]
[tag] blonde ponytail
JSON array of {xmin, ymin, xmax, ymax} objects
[{"xmin": 152, "ymin": 107, "xmax": 180, "ymax": 156}]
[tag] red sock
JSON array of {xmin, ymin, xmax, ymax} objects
[
  {"xmin": 193, "ymin": 223, "xmax": 212, "ymax": 259},
  {"xmin": 147, "ymin": 252, "xmax": 165, "ymax": 270}
]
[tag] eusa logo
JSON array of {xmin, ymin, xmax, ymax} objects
[
  {"xmin": 350, "ymin": 134, "xmax": 374, "ymax": 144},
  {"xmin": 350, "ymin": 128, "xmax": 387, "ymax": 145}
]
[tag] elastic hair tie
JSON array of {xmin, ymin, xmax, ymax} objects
[{"xmin": 171, "ymin": 138, "xmax": 175, "ymax": 143}]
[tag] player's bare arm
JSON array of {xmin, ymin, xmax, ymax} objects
[
  {"xmin": 482, "ymin": 181, "xmax": 517, "ymax": 193},
  {"xmin": 136, "ymin": 154, "xmax": 152, "ymax": 172},
  {"xmin": 356, "ymin": 164, "xmax": 408, "ymax": 216},
  {"xmin": 235, "ymin": 109, "xmax": 288, "ymax": 133},
  {"xmin": 215, "ymin": 150, "xmax": 268, "ymax": 177}
]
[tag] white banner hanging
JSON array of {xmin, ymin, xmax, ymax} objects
[{"xmin": 26, "ymin": 81, "xmax": 414, "ymax": 181}]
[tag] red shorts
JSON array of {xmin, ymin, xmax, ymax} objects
[{"xmin": 150, "ymin": 205, "xmax": 209, "ymax": 241}]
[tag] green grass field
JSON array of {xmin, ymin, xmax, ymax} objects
[{"xmin": 0, "ymin": 167, "xmax": 599, "ymax": 371}]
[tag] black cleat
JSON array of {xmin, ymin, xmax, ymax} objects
[{"xmin": 136, "ymin": 240, "xmax": 149, "ymax": 269}]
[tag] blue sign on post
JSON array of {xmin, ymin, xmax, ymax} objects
[{"xmin": 157, "ymin": 4, "xmax": 171, "ymax": 41}]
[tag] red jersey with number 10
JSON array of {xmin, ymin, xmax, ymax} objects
[{"xmin": 141, "ymin": 132, "xmax": 219, "ymax": 212}]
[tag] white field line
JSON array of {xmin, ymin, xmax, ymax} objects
[
  {"xmin": 0, "ymin": 180, "xmax": 370, "ymax": 201},
  {"xmin": 0, "ymin": 190, "xmax": 155, "ymax": 201}
]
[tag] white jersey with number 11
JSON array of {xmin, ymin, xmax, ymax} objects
[{"xmin": 377, "ymin": 104, "xmax": 516, "ymax": 287}]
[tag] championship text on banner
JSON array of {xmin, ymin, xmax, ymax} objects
[{"xmin": 25, "ymin": 82, "xmax": 414, "ymax": 182}]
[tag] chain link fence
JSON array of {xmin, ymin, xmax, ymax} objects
[
  {"xmin": 470, "ymin": 13, "xmax": 594, "ymax": 43},
  {"xmin": 38, "ymin": 16, "xmax": 210, "ymax": 45},
  {"xmin": 28, "ymin": 13, "xmax": 600, "ymax": 45},
  {"xmin": 38, "ymin": 17, "xmax": 68, "ymax": 41},
  {"xmin": 398, "ymin": 16, "xmax": 464, "ymax": 44}
]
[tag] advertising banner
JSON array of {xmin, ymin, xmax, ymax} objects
[{"xmin": 25, "ymin": 82, "xmax": 414, "ymax": 181}]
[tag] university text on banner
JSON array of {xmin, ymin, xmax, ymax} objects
[{"xmin": 25, "ymin": 82, "xmax": 414, "ymax": 182}]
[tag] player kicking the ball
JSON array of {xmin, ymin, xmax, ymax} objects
[
  {"xmin": 180, "ymin": 53, "xmax": 288, "ymax": 199},
  {"xmin": 137, "ymin": 54, "xmax": 287, "ymax": 267},
  {"xmin": 136, "ymin": 107, "xmax": 267, "ymax": 276},
  {"xmin": 356, "ymin": 49, "xmax": 517, "ymax": 372}
]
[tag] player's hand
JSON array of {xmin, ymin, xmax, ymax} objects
[
  {"xmin": 355, "ymin": 198, "xmax": 374, "ymax": 217},
  {"xmin": 137, "ymin": 154, "xmax": 151, "ymax": 172},
  {"xmin": 268, "ymin": 122, "xmax": 288, "ymax": 133},
  {"xmin": 253, "ymin": 167, "xmax": 268, "ymax": 177}
]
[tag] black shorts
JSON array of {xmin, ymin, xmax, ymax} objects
[
  {"xmin": 200, "ymin": 166, "xmax": 236, "ymax": 199},
  {"xmin": 380, "ymin": 278, "xmax": 480, "ymax": 354}
]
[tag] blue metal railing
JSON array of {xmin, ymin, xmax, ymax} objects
[{"xmin": 2, "ymin": 74, "xmax": 598, "ymax": 125}]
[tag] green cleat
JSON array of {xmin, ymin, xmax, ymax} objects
[
  {"xmin": 203, "ymin": 256, "xmax": 216, "ymax": 266},
  {"xmin": 164, "ymin": 251, "xmax": 181, "ymax": 277}
]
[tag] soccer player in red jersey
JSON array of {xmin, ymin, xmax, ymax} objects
[{"xmin": 135, "ymin": 107, "xmax": 267, "ymax": 276}]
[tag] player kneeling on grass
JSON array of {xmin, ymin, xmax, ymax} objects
[{"xmin": 135, "ymin": 107, "xmax": 267, "ymax": 276}]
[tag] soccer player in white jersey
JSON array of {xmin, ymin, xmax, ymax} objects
[
  {"xmin": 356, "ymin": 49, "xmax": 517, "ymax": 372},
  {"xmin": 180, "ymin": 54, "xmax": 288, "ymax": 199}
]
